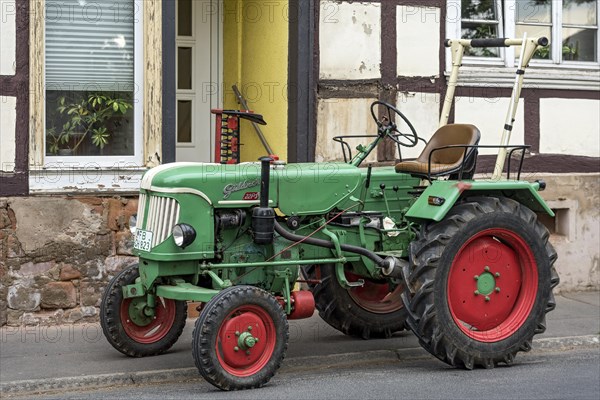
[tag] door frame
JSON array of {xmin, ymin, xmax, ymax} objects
[
  {"xmin": 162, "ymin": 0, "xmax": 223, "ymax": 164},
  {"xmin": 163, "ymin": 0, "xmax": 316, "ymax": 164}
]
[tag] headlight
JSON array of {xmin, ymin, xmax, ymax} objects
[
  {"xmin": 129, "ymin": 214, "xmax": 137, "ymax": 235},
  {"xmin": 172, "ymin": 223, "xmax": 196, "ymax": 249}
]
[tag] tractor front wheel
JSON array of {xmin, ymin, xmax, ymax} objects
[
  {"xmin": 100, "ymin": 265, "xmax": 187, "ymax": 357},
  {"xmin": 303, "ymin": 264, "xmax": 407, "ymax": 339},
  {"xmin": 402, "ymin": 196, "xmax": 559, "ymax": 369},
  {"xmin": 192, "ymin": 286, "xmax": 288, "ymax": 391}
]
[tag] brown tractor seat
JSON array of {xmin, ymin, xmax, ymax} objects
[{"xmin": 395, "ymin": 124, "xmax": 481, "ymax": 178}]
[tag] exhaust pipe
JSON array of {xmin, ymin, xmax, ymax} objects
[
  {"xmin": 274, "ymin": 220, "xmax": 391, "ymax": 269},
  {"xmin": 380, "ymin": 256, "xmax": 409, "ymax": 279},
  {"xmin": 252, "ymin": 157, "xmax": 276, "ymax": 245},
  {"xmin": 274, "ymin": 221, "xmax": 407, "ymax": 278}
]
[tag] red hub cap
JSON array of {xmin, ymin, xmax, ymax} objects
[
  {"xmin": 448, "ymin": 228, "xmax": 538, "ymax": 342},
  {"xmin": 346, "ymin": 271, "xmax": 404, "ymax": 314},
  {"xmin": 216, "ymin": 305, "xmax": 276, "ymax": 377},
  {"xmin": 120, "ymin": 297, "xmax": 177, "ymax": 344}
]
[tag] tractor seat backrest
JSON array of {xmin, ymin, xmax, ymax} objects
[{"xmin": 395, "ymin": 124, "xmax": 481, "ymax": 177}]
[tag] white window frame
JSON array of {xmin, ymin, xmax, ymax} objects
[
  {"xmin": 554, "ymin": 0, "xmax": 600, "ymax": 68},
  {"xmin": 453, "ymin": 0, "xmax": 508, "ymax": 66},
  {"xmin": 446, "ymin": 0, "xmax": 600, "ymax": 89},
  {"xmin": 43, "ymin": 0, "xmax": 145, "ymax": 168},
  {"xmin": 176, "ymin": 0, "xmax": 198, "ymax": 149}
]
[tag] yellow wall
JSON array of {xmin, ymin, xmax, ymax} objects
[{"xmin": 223, "ymin": 0, "xmax": 289, "ymax": 161}]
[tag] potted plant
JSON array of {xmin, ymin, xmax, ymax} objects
[{"xmin": 47, "ymin": 93, "xmax": 133, "ymax": 156}]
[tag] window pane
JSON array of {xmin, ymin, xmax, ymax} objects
[
  {"xmin": 45, "ymin": 0, "xmax": 135, "ymax": 157},
  {"xmin": 563, "ymin": 0, "xmax": 597, "ymax": 26},
  {"xmin": 515, "ymin": 24, "xmax": 553, "ymax": 59},
  {"xmin": 177, "ymin": 100, "xmax": 192, "ymax": 143},
  {"xmin": 178, "ymin": 0, "xmax": 192, "ymax": 36},
  {"xmin": 462, "ymin": 22, "xmax": 500, "ymax": 56},
  {"xmin": 462, "ymin": 0, "xmax": 501, "ymax": 57},
  {"xmin": 178, "ymin": 47, "xmax": 193, "ymax": 90},
  {"xmin": 462, "ymin": 0, "xmax": 497, "ymax": 20},
  {"xmin": 516, "ymin": 0, "xmax": 552, "ymax": 24},
  {"xmin": 563, "ymin": 27, "xmax": 598, "ymax": 61}
]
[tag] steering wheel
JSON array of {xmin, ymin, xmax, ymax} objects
[{"xmin": 370, "ymin": 101, "xmax": 419, "ymax": 148}]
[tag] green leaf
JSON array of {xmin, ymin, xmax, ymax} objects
[
  {"xmin": 113, "ymin": 102, "xmax": 119, "ymax": 112},
  {"xmin": 91, "ymin": 127, "xmax": 110, "ymax": 149}
]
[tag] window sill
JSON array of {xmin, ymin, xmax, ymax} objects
[
  {"xmin": 449, "ymin": 65, "xmax": 600, "ymax": 91},
  {"xmin": 29, "ymin": 165, "xmax": 147, "ymax": 194}
]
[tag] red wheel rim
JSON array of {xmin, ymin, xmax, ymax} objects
[
  {"xmin": 120, "ymin": 297, "xmax": 177, "ymax": 344},
  {"xmin": 346, "ymin": 271, "xmax": 404, "ymax": 314},
  {"xmin": 216, "ymin": 305, "xmax": 276, "ymax": 377},
  {"xmin": 447, "ymin": 228, "xmax": 538, "ymax": 343}
]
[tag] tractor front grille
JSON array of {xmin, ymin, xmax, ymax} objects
[{"xmin": 137, "ymin": 193, "xmax": 180, "ymax": 248}]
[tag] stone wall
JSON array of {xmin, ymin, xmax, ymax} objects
[
  {"xmin": 1, "ymin": 173, "xmax": 597, "ymax": 326},
  {"xmin": 0, "ymin": 196, "xmax": 138, "ymax": 326}
]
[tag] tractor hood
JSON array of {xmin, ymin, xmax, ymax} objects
[{"xmin": 140, "ymin": 162, "xmax": 364, "ymax": 215}]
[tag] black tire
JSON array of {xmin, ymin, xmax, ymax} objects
[
  {"xmin": 303, "ymin": 264, "xmax": 407, "ymax": 339},
  {"xmin": 192, "ymin": 286, "xmax": 288, "ymax": 391},
  {"xmin": 402, "ymin": 196, "xmax": 559, "ymax": 369},
  {"xmin": 100, "ymin": 264, "xmax": 187, "ymax": 357}
]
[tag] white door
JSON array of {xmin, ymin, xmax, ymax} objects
[{"xmin": 175, "ymin": 0, "xmax": 222, "ymax": 162}]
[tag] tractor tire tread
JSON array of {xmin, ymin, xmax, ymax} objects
[
  {"xmin": 302, "ymin": 264, "xmax": 407, "ymax": 339},
  {"xmin": 402, "ymin": 196, "xmax": 558, "ymax": 369},
  {"xmin": 192, "ymin": 286, "xmax": 288, "ymax": 391},
  {"xmin": 100, "ymin": 265, "xmax": 187, "ymax": 358}
]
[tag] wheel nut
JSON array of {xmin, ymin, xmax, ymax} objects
[
  {"xmin": 484, "ymin": 266, "xmax": 490, "ymax": 272},
  {"xmin": 234, "ymin": 346, "xmax": 239, "ymax": 352},
  {"xmin": 495, "ymin": 287, "xmax": 501, "ymax": 293},
  {"xmin": 495, "ymin": 272, "xmax": 501, "ymax": 278},
  {"xmin": 474, "ymin": 275, "xmax": 479, "ymax": 281},
  {"xmin": 485, "ymin": 296, "xmax": 490, "ymax": 302},
  {"xmin": 247, "ymin": 326, "xmax": 252, "ymax": 331},
  {"xmin": 474, "ymin": 290, "xmax": 480, "ymax": 295},
  {"xmin": 235, "ymin": 331, "xmax": 240, "ymax": 337}
]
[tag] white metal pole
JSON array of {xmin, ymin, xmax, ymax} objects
[
  {"xmin": 491, "ymin": 34, "xmax": 540, "ymax": 180},
  {"xmin": 439, "ymin": 42, "xmax": 464, "ymax": 127}
]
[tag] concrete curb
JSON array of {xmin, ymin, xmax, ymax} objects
[
  {"xmin": 533, "ymin": 334, "xmax": 600, "ymax": 350},
  {"xmin": 2, "ymin": 334, "xmax": 598, "ymax": 397}
]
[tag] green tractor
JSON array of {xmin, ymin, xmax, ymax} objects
[{"xmin": 100, "ymin": 36, "xmax": 559, "ymax": 390}]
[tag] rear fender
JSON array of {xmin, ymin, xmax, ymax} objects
[{"xmin": 405, "ymin": 180, "xmax": 554, "ymax": 223}]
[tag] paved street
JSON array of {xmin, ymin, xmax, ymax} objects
[
  {"xmin": 1, "ymin": 292, "xmax": 598, "ymax": 398},
  {"xmin": 23, "ymin": 348, "xmax": 600, "ymax": 400}
]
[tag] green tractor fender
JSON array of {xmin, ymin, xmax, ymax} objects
[{"xmin": 405, "ymin": 180, "xmax": 554, "ymax": 223}]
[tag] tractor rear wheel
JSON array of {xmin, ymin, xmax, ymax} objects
[
  {"xmin": 192, "ymin": 286, "xmax": 288, "ymax": 391},
  {"xmin": 402, "ymin": 196, "xmax": 559, "ymax": 369},
  {"xmin": 303, "ymin": 264, "xmax": 406, "ymax": 339},
  {"xmin": 100, "ymin": 264, "xmax": 187, "ymax": 357}
]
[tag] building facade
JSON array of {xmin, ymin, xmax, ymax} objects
[
  {"xmin": 313, "ymin": 0, "xmax": 599, "ymax": 295},
  {"xmin": 0, "ymin": 0, "xmax": 598, "ymax": 326}
]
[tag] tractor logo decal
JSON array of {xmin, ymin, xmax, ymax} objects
[
  {"xmin": 242, "ymin": 192, "xmax": 260, "ymax": 201},
  {"xmin": 223, "ymin": 179, "xmax": 260, "ymax": 199}
]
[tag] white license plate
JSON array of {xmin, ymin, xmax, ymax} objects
[{"xmin": 134, "ymin": 229, "xmax": 153, "ymax": 252}]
